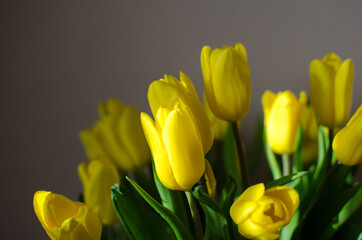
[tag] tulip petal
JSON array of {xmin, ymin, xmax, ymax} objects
[
  {"xmin": 34, "ymin": 191, "xmax": 57, "ymax": 240},
  {"xmin": 265, "ymin": 186, "xmax": 299, "ymax": 215},
  {"xmin": 262, "ymin": 90, "xmax": 276, "ymax": 124},
  {"xmin": 230, "ymin": 200, "xmax": 259, "ymax": 224},
  {"xmin": 310, "ymin": 59, "xmax": 335, "ymax": 127},
  {"xmin": 162, "ymin": 108, "xmax": 205, "ymax": 190},
  {"xmin": 334, "ymin": 59, "xmax": 353, "ymax": 127},
  {"xmin": 333, "ymin": 105, "xmax": 362, "ymax": 166},
  {"xmin": 234, "ymin": 43, "xmax": 248, "ymax": 63},
  {"xmin": 140, "ymin": 113, "xmax": 182, "ymax": 190}
]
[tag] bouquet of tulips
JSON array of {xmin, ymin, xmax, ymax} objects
[{"xmin": 33, "ymin": 43, "xmax": 362, "ymax": 240}]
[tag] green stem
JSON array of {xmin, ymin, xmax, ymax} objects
[
  {"xmin": 326, "ymin": 128, "xmax": 334, "ymax": 172},
  {"xmin": 231, "ymin": 122, "xmax": 250, "ymax": 189},
  {"xmin": 185, "ymin": 191, "xmax": 203, "ymax": 240},
  {"xmin": 282, "ymin": 154, "xmax": 290, "ymax": 176}
]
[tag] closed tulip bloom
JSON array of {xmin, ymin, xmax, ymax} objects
[
  {"xmin": 230, "ymin": 183, "xmax": 299, "ymax": 240},
  {"xmin": 333, "ymin": 105, "xmax": 362, "ymax": 166},
  {"xmin": 262, "ymin": 91, "xmax": 306, "ymax": 155},
  {"xmin": 201, "ymin": 43, "xmax": 251, "ymax": 122},
  {"xmin": 80, "ymin": 99, "xmax": 150, "ymax": 172},
  {"xmin": 141, "ymin": 99, "xmax": 205, "ymax": 191},
  {"xmin": 33, "ymin": 191, "xmax": 102, "ymax": 240},
  {"xmin": 78, "ymin": 160, "xmax": 120, "ymax": 225},
  {"xmin": 310, "ymin": 53, "xmax": 354, "ymax": 128},
  {"xmin": 148, "ymin": 72, "xmax": 213, "ymax": 154}
]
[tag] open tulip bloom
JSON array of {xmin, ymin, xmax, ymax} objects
[{"xmin": 34, "ymin": 45, "xmax": 361, "ymax": 240}]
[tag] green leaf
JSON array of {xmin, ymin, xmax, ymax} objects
[
  {"xmin": 126, "ymin": 177, "xmax": 193, "ymax": 240},
  {"xmin": 280, "ymin": 209, "xmax": 299, "ymax": 240},
  {"xmin": 152, "ymin": 160, "xmax": 192, "ymax": 231},
  {"xmin": 292, "ymin": 124, "xmax": 303, "ymax": 174},
  {"xmin": 223, "ymin": 123, "xmax": 242, "ymax": 195},
  {"xmin": 192, "ymin": 186, "xmax": 230, "ymax": 240},
  {"xmin": 219, "ymin": 177, "xmax": 239, "ymax": 240},
  {"xmin": 320, "ymin": 185, "xmax": 362, "ymax": 239},
  {"xmin": 312, "ymin": 126, "xmax": 328, "ymax": 189},
  {"xmin": 263, "ymin": 127, "xmax": 282, "ymax": 180},
  {"xmin": 246, "ymin": 117, "xmax": 264, "ymax": 173},
  {"xmin": 265, "ymin": 171, "xmax": 309, "ymax": 189},
  {"xmin": 134, "ymin": 168, "xmax": 161, "ymax": 203},
  {"xmin": 111, "ymin": 183, "xmax": 176, "ymax": 240}
]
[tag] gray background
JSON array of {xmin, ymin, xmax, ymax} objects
[{"xmin": 1, "ymin": 1, "xmax": 362, "ymax": 239}]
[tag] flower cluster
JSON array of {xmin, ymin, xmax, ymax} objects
[{"xmin": 34, "ymin": 44, "xmax": 361, "ymax": 240}]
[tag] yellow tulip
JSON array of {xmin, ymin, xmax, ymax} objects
[
  {"xmin": 201, "ymin": 43, "xmax": 251, "ymax": 122},
  {"xmin": 78, "ymin": 160, "xmax": 120, "ymax": 225},
  {"xmin": 230, "ymin": 183, "xmax": 299, "ymax": 240},
  {"xmin": 205, "ymin": 159, "xmax": 217, "ymax": 199},
  {"xmin": 262, "ymin": 90, "xmax": 306, "ymax": 155},
  {"xmin": 148, "ymin": 72, "xmax": 213, "ymax": 154},
  {"xmin": 33, "ymin": 191, "xmax": 102, "ymax": 240},
  {"xmin": 141, "ymin": 99, "xmax": 206, "ymax": 191},
  {"xmin": 310, "ymin": 53, "xmax": 354, "ymax": 128},
  {"xmin": 80, "ymin": 98, "xmax": 150, "ymax": 172},
  {"xmin": 299, "ymin": 94, "xmax": 319, "ymax": 164},
  {"xmin": 333, "ymin": 105, "xmax": 362, "ymax": 166}
]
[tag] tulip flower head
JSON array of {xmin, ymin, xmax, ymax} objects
[
  {"xmin": 333, "ymin": 104, "xmax": 362, "ymax": 166},
  {"xmin": 148, "ymin": 72, "xmax": 213, "ymax": 154},
  {"xmin": 310, "ymin": 53, "xmax": 354, "ymax": 128},
  {"xmin": 230, "ymin": 183, "xmax": 299, "ymax": 240},
  {"xmin": 33, "ymin": 191, "xmax": 102, "ymax": 240},
  {"xmin": 80, "ymin": 99, "xmax": 150, "ymax": 172},
  {"xmin": 262, "ymin": 90, "xmax": 306, "ymax": 155},
  {"xmin": 78, "ymin": 159, "xmax": 120, "ymax": 225},
  {"xmin": 201, "ymin": 43, "xmax": 251, "ymax": 122},
  {"xmin": 141, "ymin": 99, "xmax": 206, "ymax": 191}
]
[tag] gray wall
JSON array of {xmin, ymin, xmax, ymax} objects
[{"xmin": 1, "ymin": 1, "xmax": 361, "ymax": 239}]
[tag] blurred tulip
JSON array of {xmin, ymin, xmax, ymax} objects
[
  {"xmin": 148, "ymin": 72, "xmax": 213, "ymax": 154},
  {"xmin": 333, "ymin": 105, "xmax": 362, "ymax": 166},
  {"xmin": 262, "ymin": 91, "xmax": 306, "ymax": 155},
  {"xmin": 230, "ymin": 183, "xmax": 299, "ymax": 240},
  {"xmin": 299, "ymin": 93, "xmax": 319, "ymax": 164},
  {"xmin": 310, "ymin": 53, "xmax": 354, "ymax": 128},
  {"xmin": 33, "ymin": 191, "xmax": 102, "ymax": 240},
  {"xmin": 141, "ymin": 99, "xmax": 205, "ymax": 190},
  {"xmin": 80, "ymin": 98, "xmax": 150, "ymax": 172},
  {"xmin": 201, "ymin": 43, "xmax": 251, "ymax": 122},
  {"xmin": 78, "ymin": 160, "xmax": 120, "ymax": 225}
]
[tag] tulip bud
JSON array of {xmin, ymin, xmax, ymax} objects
[
  {"xmin": 333, "ymin": 105, "xmax": 362, "ymax": 166},
  {"xmin": 201, "ymin": 43, "xmax": 251, "ymax": 122},
  {"xmin": 148, "ymin": 72, "xmax": 213, "ymax": 154},
  {"xmin": 310, "ymin": 53, "xmax": 354, "ymax": 128},
  {"xmin": 80, "ymin": 98, "xmax": 150, "ymax": 172},
  {"xmin": 78, "ymin": 160, "xmax": 120, "ymax": 225},
  {"xmin": 230, "ymin": 183, "xmax": 299, "ymax": 240},
  {"xmin": 33, "ymin": 191, "xmax": 102, "ymax": 240},
  {"xmin": 262, "ymin": 91, "xmax": 306, "ymax": 155},
  {"xmin": 141, "ymin": 99, "xmax": 205, "ymax": 191}
]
